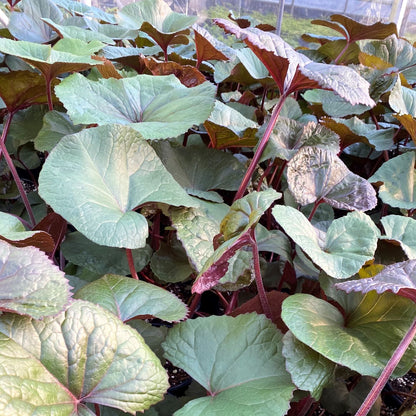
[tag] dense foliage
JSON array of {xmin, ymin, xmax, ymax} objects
[{"xmin": 1, "ymin": 0, "xmax": 416, "ymax": 415}]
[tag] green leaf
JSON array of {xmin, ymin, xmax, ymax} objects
[
  {"xmin": 273, "ymin": 206, "xmax": 379, "ymax": 278},
  {"xmin": 204, "ymin": 100, "xmax": 258, "ymax": 149},
  {"xmin": 150, "ymin": 238, "xmax": 193, "ymax": 283},
  {"xmin": 260, "ymin": 118, "xmax": 340, "ymax": 162},
  {"xmin": 54, "ymin": 0, "xmax": 117, "ymax": 23},
  {"xmin": 0, "ymin": 239, "xmax": 70, "ymax": 319},
  {"xmin": 119, "ymin": 0, "xmax": 197, "ymax": 51},
  {"xmin": 169, "ymin": 203, "xmax": 229, "ymax": 272},
  {"xmin": 236, "ymin": 47, "xmax": 270, "ymax": 80},
  {"xmin": 75, "ymin": 274, "xmax": 188, "ymax": 322},
  {"xmin": 287, "ymin": 147, "xmax": 377, "ymax": 211},
  {"xmin": 0, "ymin": 37, "xmax": 103, "ymax": 80},
  {"xmin": 0, "ymin": 300, "xmax": 169, "ymax": 413},
  {"xmin": 380, "ymin": 215, "xmax": 416, "ymax": 259},
  {"xmin": 0, "ymin": 211, "xmax": 54, "ymax": 252},
  {"xmin": 55, "ymin": 73, "xmax": 215, "ymax": 140},
  {"xmin": 282, "ymin": 292, "xmax": 416, "ymax": 377},
  {"xmin": 38, "ymin": 124, "xmax": 197, "ymax": 249},
  {"xmin": 61, "ymin": 231, "xmax": 152, "ymax": 275},
  {"xmin": 34, "ymin": 110, "xmax": 84, "ymax": 152},
  {"xmin": 162, "ymin": 314, "xmax": 294, "ymax": 416},
  {"xmin": 221, "ymin": 189, "xmax": 281, "ymax": 240},
  {"xmin": 369, "ymin": 151, "xmax": 416, "ymax": 209},
  {"xmin": 0, "ymin": 332, "xmax": 75, "ymax": 415},
  {"xmin": 302, "ymin": 89, "xmax": 372, "ymax": 117},
  {"xmin": 152, "ymin": 140, "xmax": 246, "ymax": 202},
  {"xmin": 282, "ymin": 331, "xmax": 336, "ymax": 399},
  {"xmin": 214, "ymin": 19, "xmax": 375, "ymax": 106},
  {"xmin": 8, "ymin": 0, "xmax": 62, "ymax": 43}
]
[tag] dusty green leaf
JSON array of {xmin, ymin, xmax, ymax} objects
[
  {"xmin": 75, "ymin": 274, "xmax": 187, "ymax": 322},
  {"xmin": 55, "ymin": 73, "xmax": 215, "ymax": 140},
  {"xmin": 287, "ymin": 146, "xmax": 377, "ymax": 211},
  {"xmin": 61, "ymin": 232, "xmax": 151, "ymax": 275},
  {"xmin": 0, "ymin": 300, "xmax": 169, "ymax": 413},
  {"xmin": 282, "ymin": 292, "xmax": 416, "ymax": 377},
  {"xmin": 282, "ymin": 331, "xmax": 336, "ymax": 399},
  {"xmin": 152, "ymin": 141, "xmax": 246, "ymax": 202},
  {"xmin": 0, "ymin": 239, "xmax": 70, "ymax": 318},
  {"xmin": 34, "ymin": 110, "xmax": 84, "ymax": 152},
  {"xmin": 380, "ymin": 215, "xmax": 416, "ymax": 259},
  {"xmin": 163, "ymin": 314, "xmax": 294, "ymax": 416},
  {"xmin": 273, "ymin": 206, "xmax": 379, "ymax": 278},
  {"xmin": 369, "ymin": 151, "xmax": 416, "ymax": 209},
  {"xmin": 54, "ymin": 0, "xmax": 116, "ymax": 23},
  {"xmin": 38, "ymin": 124, "xmax": 197, "ymax": 249},
  {"xmin": 0, "ymin": 332, "xmax": 76, "ymax": 415}
]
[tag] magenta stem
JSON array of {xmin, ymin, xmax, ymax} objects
[
  {"xmin": 125, "ymin": 248, "xmax": 139, "ymax": 280},
  {"xmin": 249, "ymin": 228, "xmax": 272, "ymax": 319},
  {"xmin": 234, "ymin": 93, "xmax": 288, "ymax": 201},
  {"xmin": 45, "ymin": 75, "xmax": 54, "ymax": 112},
  {"xmin": 355, "ymin": 316, "xmax": 416, "ymax": 416},
  {"xmin": 333, "ymin": 40, "xmax": 350, "ymax": 64}
]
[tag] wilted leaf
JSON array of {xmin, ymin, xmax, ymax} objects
[
  {"xmin": 273, "ymin": 206, "xmax": 379, "ymax": 278},
  {"xmin": 283, "ymin": 331, "xmax": 336, "ymax": 399},
  {"xmin": 162, "ymin": 314, "xmax": 294, "ymax": 415},
  {"xmin": 282, "ymin": 292, "xmax": 416, "ymax": 377},
  {"xmin": 0, "ymin": 239, "xmax": 70, "ymax": 318},
  {"xmin": 0, "ymin": 300, "xmax": 169, "ymax": 413},
  {"xmin": 287, "ymin": 146, "xmax": 377, "ymax": 211},
  {"xmin": 62, "ymin": 232, "xmax": 152, "ymax": 275},
  {"xmin": 152, "ymin": 140, "xmax": 246, "ymax": 202},
  {"xmin": 55, "ymin": 73, "xmax": 216, "ymax": 140},
  {"xmin": 214, "ymin": 19, "xmax": 375, "ymax": 106},
  {"xmin": 75, "ymin": 274, "xmax": 188, "ymax": 322},
  {"xmin": 395, "ymin": 114, "xmax": 416, "ymax": 145},
  {"xmin": 38, "ymin": 124, "xmax": 197, "ymax": 249},
  {"xmin": 369, "ymin": 151, "xmax": 416, "ymax": 209}
]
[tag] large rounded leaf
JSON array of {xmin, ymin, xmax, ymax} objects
[
  {"xmin": 55, "ymin": 72, "xmax": 216, "ymax": 140},
  {"xmin": 0, "ymin": 240, "xmax": 70, "ymax": 319},
  {"xmin": 282, "ymin": 293, "xmax": 416, "ymax": 377},
  {"xmin": 369, "ymin": 151, "xmax": 416, "ymax": 209},
  {"xmin": 38, "ymin": 124, "xmax": 197, "ymax": 248},
  {"xmin": 273, "ymin": 206, "xmax": 379, "ymax": 278},
  {"xmin": 0, "ymin": 300, "xmax": 169, "ymax": 414},
  {"xmin": 75, "ymin": 274, "xmax": 188, "ymax": 322},
  {"xmin": 162, "ymin": 313, "xmax": 294, "ymax": 415}
]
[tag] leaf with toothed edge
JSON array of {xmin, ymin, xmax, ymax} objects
[{"xmin": 214, "ymin": 18, "xmax": 375, "ymax": 107}]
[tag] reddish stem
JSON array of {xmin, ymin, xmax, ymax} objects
[
  {"xmin": 187, "ymin": 293, "xmax": 201, "ymax": 318},
  {"xmin": 94, "ymin": 404, "xmax": 100, "ymax": 416},
  {"xmin": 234, "ymin": 93, "xmax": 288, "ymax": 201},
  {"xmin": 355, "ymin": 316, "xmax": 416, "ymax": 416},
  {"xmin": 225, "ymin": 291, "xmax": 239, "ymax": 315},
  {"xmin": 333, "ymin": 40, "xmax": 351, "ymax": 64},
  {"xmin": 125, "ymin": 248, "xmax": 139, "ymax": 280},
  {"xmin": 308, "ymin": 199, "xmax": 323, "ymax": 222},
  {"xmin": 249, "ymin": 228, "xmax": 272, "ymax": 319},
  {"xmin": 45, "ymin": 74, "xmax": 54, "ymax": 112}
]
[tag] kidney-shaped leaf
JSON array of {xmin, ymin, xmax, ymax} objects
[
  {"xmin": 0, "ymin": 240, "xmax": 70, "ymax": 318},
  {"xmin": 369, "ymin": 151, "xmax": 416, "ymax": 209},
  {"xmin": 214, "ymin": 19, "xmax": 375, "ymax": 106},
  {"xmin": 55, "ymin": 73, "xmax": 215, "ymax": 140},
  {"xmin": 38, "ymin": 124, "xmax": 197, "ymax": 249},
  {"xmin": 162, "ymin": 313, "xmax": 294, "ymax": 416},
  {"xmin": 282, "ymin": 293, "xmax": 416, "ymax": 377},
  {"xmin": 335, "ymin": 259, "xmax": 416, "ymax": 303},
  {"xmin": 288, "ymin": 146, "xmax": 377, "ymax": 211},
  {"xmin": 273, "ymin": 206, "xmax": 379, "ymax": 278},
  {"xmin": 0, "ymin": 300, "xmax": 169, "ymax": 414},
  {"xmin": 75, "ymin": 274, "xmax": 188, "ymax": 322}
]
